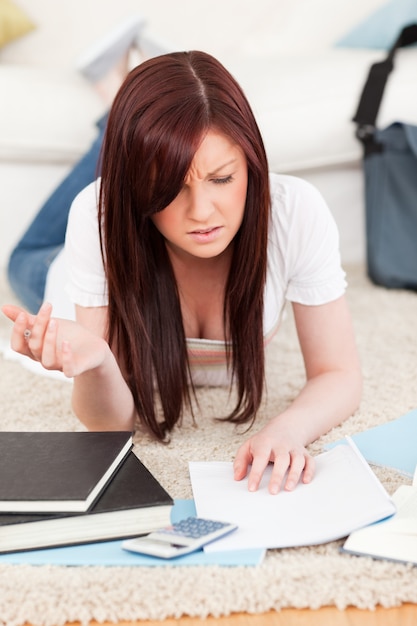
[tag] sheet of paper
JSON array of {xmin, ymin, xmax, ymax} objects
[{"xmin": 189, "ymin": 441, "xmax": 396, "ymax": 553}]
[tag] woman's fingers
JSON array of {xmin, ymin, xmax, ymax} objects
[
  {"xmin": 246, "ymin": 447, "xmax": 273, "ymax": 493},
  {"xmin": 234, "ymin": 435, "xmax": 315, "ymax": 494},
  {"xmin": 10, "ymin": 311, "xmax": 33, "ymax": 355},
  {"xmin": 283, "ymin": 452, "xmax": 305, "ymax": 491},
  {"xmin": 61, "ymin": 340, "xmax": 76, "ymax": 378},
  {"xmin": 301, "ymin": 453, "xmax": 315, "ymax": 484},
  {"xmin": 268, "ymin": 451, "xmax": 292, "ymax": 494},
  {"xmin": 40, "ymin": 319, "xmax": 60, "ymax": 369},
  {"xmin": 3, "ymin": 302, "xmax": 108, "ymax": 379},
  {"xmin": 233, "ymin": 441, "xmax": 251, "ymax": 481},
  {"xmin": 2, "ymin": 304, "xmax": 38, "ymax": 357},
  {"xmin": 22, "ymin": 302, "xmax": 52, "ymax": 361},
  {"xmin": 2, "ymin": 304, "xmax": 20, "ymax": 321},
  {"xmin": 233, "ymin": 440, "xmax": 272, "ymax": 490},
  {"xmin": 7, "ymin": 302, "xmax": 61, "ymax": 368}
]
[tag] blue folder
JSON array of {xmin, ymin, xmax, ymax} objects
[
  {"xmin": 0, "ymin": 499, "xmax": 264, "ymax": 566},
  {"xmin": 327, "ymin": 408, "xmax": 417, "ymax": 478}
]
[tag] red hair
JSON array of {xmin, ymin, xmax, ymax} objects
[{"xmin": 99, "ymin": 51, "xmax": 270, "ymax": 439}]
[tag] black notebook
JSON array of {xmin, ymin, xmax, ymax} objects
[
  {"xmin": 0, "ymin": 451, "xmax": 174, "ymax": 553},
  {"xmin": 0, "ymin": 431, "xmax": 133, "ymax": 513}
]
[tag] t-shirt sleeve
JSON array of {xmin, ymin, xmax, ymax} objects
[
  {"xmin": 64, "ymin": 180, "xmax": 109, "ymax": 307},
  {"xmin": 269, "ymin": 175, "xmax": 347, "ymax": 305}
]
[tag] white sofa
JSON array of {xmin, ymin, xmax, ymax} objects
[{"xmin": 1, "ymin": 0, "xmax": 417, "ymax": 270}]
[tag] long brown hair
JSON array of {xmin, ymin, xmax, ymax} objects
[{"xmin": 99, "ymin": 51, "xmax": 270, "ymax": 439}]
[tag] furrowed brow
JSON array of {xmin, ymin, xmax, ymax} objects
[{"xmin": 208, "ymin": 159, "xmax": 237, "ymax": 176}]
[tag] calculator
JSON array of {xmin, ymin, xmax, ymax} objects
[{"xmin": 122, "ymin": 516, "xmax": 238, "ymax": 559}]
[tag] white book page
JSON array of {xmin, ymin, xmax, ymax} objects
[
  {"xmin": 354, "ymin": 483, "xmax": 417, "ymax": 536},
  {"xmin": 189, "ymin": 440, "xmax": 395, "ymax": 553},
  {"xmin": 343, "ymin": 485, "xmax": 417, "ymax": 563},
  {"xmin": 343, "ymin": 523, "xmax": 417, "ymax": 563},
  {"xmin": 343, "ymin": 463, "xmax": 417, "ymax": 561}
]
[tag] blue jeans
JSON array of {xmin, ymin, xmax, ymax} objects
[{"xmin": 7, "ymin": 116, "xmax": 107, "ymax": 313}]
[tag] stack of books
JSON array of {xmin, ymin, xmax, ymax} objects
[{"xmin": 0, "ymin": 431, "xmax": 173, "ymax": 554}]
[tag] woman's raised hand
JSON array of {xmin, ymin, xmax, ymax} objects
[{"xmin": 1, "ymin": 302, "xmax": 110, "ymax": 378}]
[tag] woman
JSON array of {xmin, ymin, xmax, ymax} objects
[{"xmin": 2, "ymin": 51, "xmax": 362, "ymax": 494}]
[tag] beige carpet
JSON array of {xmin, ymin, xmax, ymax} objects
[{"xmin": 0, "ymin": 265, "xmax": 416, "ymax": 626}]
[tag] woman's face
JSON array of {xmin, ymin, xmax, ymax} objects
[{"xmin": 151, "ymin": 130, "xmax": 248, "ymax": 263}]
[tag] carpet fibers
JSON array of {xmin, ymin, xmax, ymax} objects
[{"xmin": 0, "ymin": 265, "xmax": 416, "ymax": 626}]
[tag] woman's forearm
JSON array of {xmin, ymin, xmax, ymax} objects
[
  {"xmin": 72, "ymin": 346, "xmax": 136, "ymax": 431},
  {"xmin": 272, "ymin": 367, "xmax": 363, "ymax": 445}
]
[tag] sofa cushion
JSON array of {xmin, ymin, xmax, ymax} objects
[
  {"xmin": 0, "ymin": 65, "xmax": 105, "ymax": 163},
  {"xmin": 227, "ymin": 48, "xmax": 417, "ymax": 172},
  {"xmin": 1, "ymin": 48, "xmax": 416, "ymax": 172},
  {"xmin": 0, "ymin": 0, "xmax": 34, "ymax": 48}
]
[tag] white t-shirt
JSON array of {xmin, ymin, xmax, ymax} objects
[{"xmin": 65, "ymin": 173, "xmax": 346, "ymax": 385}]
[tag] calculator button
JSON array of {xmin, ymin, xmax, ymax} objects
[{"xmin": 170, "ymin": 518, "xmax": 228, "ymax": 538}]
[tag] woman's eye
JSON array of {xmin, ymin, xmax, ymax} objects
[{"xmin": 212, "ymin": 175, "xmax": 233, "ymax": 184}]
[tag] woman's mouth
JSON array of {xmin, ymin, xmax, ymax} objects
[{"xmin": 188, "ymin": 226, "xmax": 222, "ymax": 243}]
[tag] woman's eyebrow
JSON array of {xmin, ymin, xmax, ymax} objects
[{"xmin": 208, "ymin": 158, "xmax": 237, "ymax": 176}]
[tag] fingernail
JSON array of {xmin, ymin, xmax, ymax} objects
[{"xmin": 48, "ymin": 319, "xmax": 56, "ymax": 332}]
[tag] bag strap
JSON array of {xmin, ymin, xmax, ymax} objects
[{"xmin": 352, "ymin": 23, "xmax": 417, "ymax": 152}]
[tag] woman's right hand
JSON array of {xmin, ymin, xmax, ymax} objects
[{"xmin": 1, "ymin": 302, "xmax": 110, "ymax": 378}]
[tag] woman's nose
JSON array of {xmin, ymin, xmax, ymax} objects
[{"xmin": 187, "ymin": 186, "xmax": 215, "ymax": 223}]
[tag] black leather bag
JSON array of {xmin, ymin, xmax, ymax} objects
[{"xmin": 353, "ymin": 24, "xmax": 417, "ymax": 290}]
